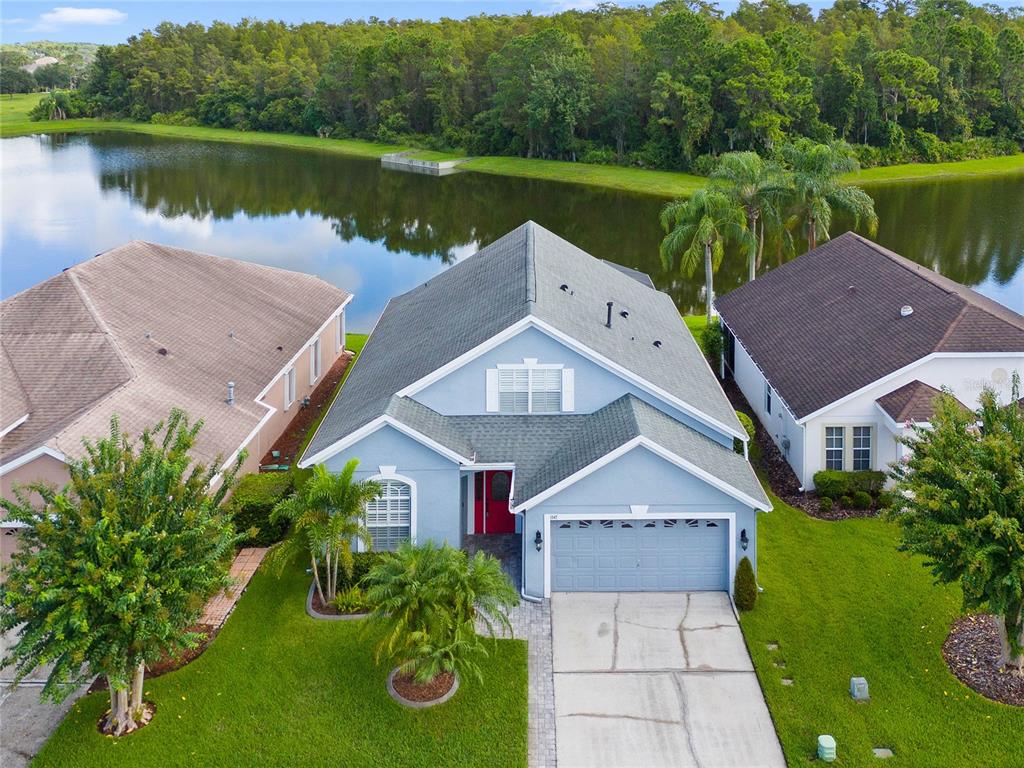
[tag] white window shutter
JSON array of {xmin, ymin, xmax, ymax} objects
[
  {"xmin": 485, "ymin": 369, "xmax": 499, "ymax": 412},
  {"xmin": 561, "ymin": 368, "xmax": 575, "ymax": 412}
]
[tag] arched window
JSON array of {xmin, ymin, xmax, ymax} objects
[{"xmin": 366, "ymin": 479, "xmax": 412, "ymax": 551}]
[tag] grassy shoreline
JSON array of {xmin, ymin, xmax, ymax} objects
[{"xmin": 3, "ymin": 94, "xmax": 1022, "ymax": 198}]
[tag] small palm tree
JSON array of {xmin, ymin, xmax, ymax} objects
[
  {"xmin": 660, "ymin": 188, "xmax": 753, "ymax": 325},
  {"xmin": 782, "ymin": 139, "xmax": 878, "ymax": 252},
  {"xmin": 710, "ymin": 151, "xmax": 791, "ymax": 281},
  {"xmin": 363, "ymin": 541, "xmax": 518, "ymax": 685},
  {"xmin": 268, "ymin": 460, "xmax": 379, "ymax": 605}
]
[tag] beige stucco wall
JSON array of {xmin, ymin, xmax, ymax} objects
[{"xmin": 1, "ymin": 453, "xmax": 70, "ymax": 569}]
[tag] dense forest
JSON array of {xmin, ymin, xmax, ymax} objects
[{"xmin": 19, "ymin": 0, "xmax": 1024, "ymax": 170}]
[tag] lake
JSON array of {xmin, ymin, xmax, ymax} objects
[{"xmin": 2, "ymin": 132, "xmax": 1022, "ymax": 331}]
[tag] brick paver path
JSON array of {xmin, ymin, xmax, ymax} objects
[{"xmin": 200, "ymin": 547, "xmax": 268, "ymax": 627}]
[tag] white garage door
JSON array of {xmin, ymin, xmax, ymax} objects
[{"xmin": 551, "ymin": 518, "xmax": 729, "ymax": 592}]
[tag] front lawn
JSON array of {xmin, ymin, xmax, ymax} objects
[
  {"xmin": 741, "ymin": 496, "xmax": 1024, "ymax": 767},
  {"xmin": 33, "ymin": 550, "xmax": 527, "ymax": 767}
]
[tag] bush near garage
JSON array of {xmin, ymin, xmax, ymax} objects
[{"xmin": 734, "ymin": 556, "xmax": 757, "ymax": 611}]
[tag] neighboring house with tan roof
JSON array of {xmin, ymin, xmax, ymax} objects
[
  {"xmin": 1, "ymin": 241, "xmax": 352, "ymax": 561},
  {"xmin": 716, "ymin": 232, "xmax": 1024, "ymax": 490}
]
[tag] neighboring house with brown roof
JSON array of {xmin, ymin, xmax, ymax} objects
[
  {"xmin": 1, "ymin": 241, "xmax": 351, "ymax": 561},
  {"xmin": 715, "ymin": 232, "xmax": 1024, "ymax": 490}
]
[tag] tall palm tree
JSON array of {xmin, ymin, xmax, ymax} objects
[
  {"xmin": 782, "ymin": 139, "xmax": 879, "ymax": 252},
  {"xmin": 268, "ymin": 461, "xmax": 379, "ymax": 605},
  {"xmin": 710, "ymin": 151, "xmax": 791, "ymax": 281},
  {"xmin": 660, "ymin": 188, "xmax": 753, "ymax": 325}
]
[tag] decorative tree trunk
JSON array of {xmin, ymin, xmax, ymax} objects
[
  {"xmin": 105, "ymin": 680, "xmax": 137, "ymax": 736},
  {"xmin": 311, "ymin": 553, "xmax": 325, "ymax": 606},
  {"xmin": 130, "ymin": 660, "xmax": 146, "ymax": 716},
  {"xmin": 1000, "ymin": 609, "xmax": 1024, "ymax": 676},
  {"xmin": 747, "ymin": 211, "xmax": 758, "ymax": 282},
  {"xmin": 755, "ymin": 218, "xmax": 765, "ymax": 272},
  {"xmin": 704, "ymin": 241, "xmax": 714, "ymax": 326}
]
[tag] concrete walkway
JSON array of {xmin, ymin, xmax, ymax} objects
[{"xmin": 552, "ymin": 592, "xmax": 785, "ymax": 768}]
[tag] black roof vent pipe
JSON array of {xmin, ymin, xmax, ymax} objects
[{"xmin": 606, "ymin": 301, "xmax": 614, "ymax": 328}]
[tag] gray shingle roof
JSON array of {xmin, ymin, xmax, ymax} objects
[
  {"xmin": 304, "ymin": 221, "xmax": 743, "ymax": 461},
  {"xmin": 367, "ymin": 395, "xmax": 769, "ymax": 509},
  {"xmin": 715, "ymin": 232, "xmax": 1024, "ymax": 420}
]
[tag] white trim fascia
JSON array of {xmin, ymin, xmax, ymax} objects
[
  {"xmin": 795, "ymin": 352, "xmax": 1019, "ymax": 425},
  {"xmin": 395, "ymin": 315, "xmax": 746, "ymax": 443},
  {"xmin": 541, "ymin": 510, "xmax": 737, "ymax": 599},
  {"xmin": 513, "ymin": 437, "xmax": 771, "ymax": 514},
  {"xmin": 0, "ymin": 414, "xmax": 28, "ymax": 440},
  {"xmin": 254, "ymin": 296, "xmax": 353, "ymax": 402},
  {"xmin": 297, "ymin": 415, "xmax": 471, "ymax": 468},
  {"xmin": 461, "ymin": 462, "xmax": 516, "ymax": 471},
  {"xmin": 0, "ymin": 445, "xmax": 67, "ymax": 477}
]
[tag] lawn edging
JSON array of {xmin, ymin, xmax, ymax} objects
[{"xmin": 386, "ymin": 668, "xmax": 460, "ymax": 709}]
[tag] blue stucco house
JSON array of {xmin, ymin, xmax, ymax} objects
[{"xmin": 300, "ymin": 222, "xmax": 771, "ymax": 600}]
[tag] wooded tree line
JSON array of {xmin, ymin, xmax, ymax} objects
[{"xmin": 41, "ymin": 0, "xmax": 1024, "ymax": 168}]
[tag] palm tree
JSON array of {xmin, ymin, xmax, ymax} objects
[
  {"xmin": 363, "ymin": 542, "xmax": 518, "ymax": 685},
  {"xmin": 660, "ymin": 188, "xmax": 753, "ymax": 325},
  {"xmin": 782, "ymin": 139, "xmax": 879, "ymax": 252},
  {"xmin": 710, "ymin": 151, "xmax": 791, "ymax": 281},
  {"xmin": 268, "ymin": 460, "xmax": 379, "ymax": 605}
]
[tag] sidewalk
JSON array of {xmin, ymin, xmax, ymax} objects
[{"xmin": 201, "ymin": 547, "xmax": 269, "ymax": 627}]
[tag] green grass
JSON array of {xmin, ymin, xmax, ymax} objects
[
  {"xmin": 33, "ymin": 546, "xmax": 527, "ymax": 768},
  {"xmin": 682, "ymin": 315, "xmax": 708, "ymax": 337},
  {"xmin": 4, "ymin": 93, "xmax": 1023, "ymax": 198},
  {"xmin": 296, "ymin": 333, "xmax": 369, "ymax": 461},
  {"xmin": 740, "ymin": 495, "xmax": 1024, "ymax": 767}
]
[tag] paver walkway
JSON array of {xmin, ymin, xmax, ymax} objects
[{"xmin": 200, "ymin": 547, "xmax": 268, "ymax": 627}]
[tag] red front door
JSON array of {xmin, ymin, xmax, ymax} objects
[{"xmin": 474, "ymin": 470, "xmax": 515, "ymax": 534}]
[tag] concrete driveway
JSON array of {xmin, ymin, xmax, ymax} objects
[{"xmin": 551, "ymin": 592, "xmax": 785, "ymax": 768}]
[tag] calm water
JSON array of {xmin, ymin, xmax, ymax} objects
[{"xmin": 2, "ymin": 132, "xmax": 1022, "ymax": 330}]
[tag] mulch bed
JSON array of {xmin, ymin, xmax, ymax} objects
[
  {"xmin": 310, "ymin": 589, "xmax": 341, "ymax": 616},
  {"xmin": 259, "ymin": 351, "xmax": 353, "ymax": 467},
  {"xmin": 392, "ymin": 671, "xmax": 455, "ymax": 702},
  {"xmin": 86, "ymin": 625, "xmax": 217, "ymax": 694},
  {"xmin": 96, "ymin": 701, "xmax": 156, "ymax": 736},
  {"xmin": 942, "ymin": 614, "xmax": 1024, "ymax": 706},
  {"xmin": 720, "ymin": 377, "xmax": 880, "ymax": 522}
]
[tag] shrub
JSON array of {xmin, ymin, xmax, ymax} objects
[
  {"xmin": 840, "ymin": 495, "xmax": 854, "ymax": 508},
  {"xmin": 813, "ymin": 470, "xmax": 885, "ymax": 499},
  {"xmin": 228, "ymin": 472, "xmax": 294, "ymax": 546},
  {"xmin": 339, "ymin": 551, "xmax": 390, "ymax": 589},
  {"xmin": 819, "ymin": 496, "xmax": 833, "ymax": 514},
  {"xmin": 734, "ymin": 411, "xmax": 755, "ymax": 454},
  {"xmin": 813, "ymin": 470, "xmax": 848, "ymax": 499},
  {"xmin": 332, "ymin": 586, "xmax": 370, "ymax": 614},
  {"xmin": 851, "ymin": 490, "xmax": 873, "ymax": 509},
  {"xmin": 700, "ymin": 324, "xmax": 723, "ymax": 367},
  {"xmin": 734, "ymin": 556, "xmax": 757, "ymax": 611}
]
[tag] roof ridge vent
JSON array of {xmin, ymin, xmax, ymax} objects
[
  {"xmin": 900, "ymin": 305, "xmax": 914, "ymax": 318},
  {"xmin": 525, "ymin": 222, "xmax": 536, "ymax": 307}
]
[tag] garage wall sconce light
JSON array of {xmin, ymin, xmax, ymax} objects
[
  {"xmin": 534, "ymin": 530, "xmax": 543, "ymax": 552},
  {"xmin": 740, "ymin": 529, "xmax": 749, "ymax": 551}
]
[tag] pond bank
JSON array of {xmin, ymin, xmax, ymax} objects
[{"xmin": 4, "ymin": 96, "xmax": 1022, "ymax": 199}]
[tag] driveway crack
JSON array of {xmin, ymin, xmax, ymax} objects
[
  {"xmin": 677, "ymin": 593, "xmax": 692, "ymax": 669},
  {"xmin": 670, "ymin": 672, "xmax": 704, "ymax": 768},
  {"xmin": 561, "ymin": 712, "xmax": 682, "ymax": 726},
  {"xmin": 611, "ymin": 593, "xmax": 622, "ymax": 671}
]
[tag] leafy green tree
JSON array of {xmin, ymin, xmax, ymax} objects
[
  {"xmin": 362, "ymin": 541, "xmax": 519, "ymax": 685},
  {"xmin": 819, "ymin": 58, "xmax": 865, "ymax": 140},
  {"xmin": 710, "ymin": 151, "xmax": 791, "ymax": 279},
  {"xmin": 872, "ymin": 49, "xmax": 940, "ymax": 126},
  {"xmin": 782, "ymin": 139, "xmax": 878, "ymax": 251},
  {"xmin": 33, "ymin": 62, "xmax": 73, "ymax": 90},
  {"xmin": 0, "ymin": 411, "xmax": 242, "ymax": 735},
  {"xmin": 886, "ymin": 377, "xmax": 1024, "ymax": 676},
  {"xmin": 660, "ymin": 188, "xmax": 753, "ymax": 324},
  {"xmin": 1, "ymin": 51, "xmax": 36, "ymax": 95},
  {"xmin": 268, "ymin": 460, "xmax": 378, "ymax": 605}
]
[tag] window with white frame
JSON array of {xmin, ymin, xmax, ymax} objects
[
  {"xmin": 335, "ymin": 313, "xmax": 345, "ymax": 353},
  {"xmin": 825, "ymin": 426, "xmax": 844, "ymax": 470},
  {"xmin": 310, "ymin": 338, "xmax": 322, "ymax": 382},
  {"xmin": 852, "ymin": 426, "xmax": 872, "ymax": 471},
  {"xmin": 365, "ymin": 479, "xmax": 411, "ymax": 551},
  {"xmin": 488, "ymin": 361, "xmax": 570, "ymax": 414},
  {"xmin": 285, "ymin": 367, "xmax": 296, "ymax": 409},
  {"xmin": 764, "ymin": 382, "xmax": 773, "ymax": 415}
]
